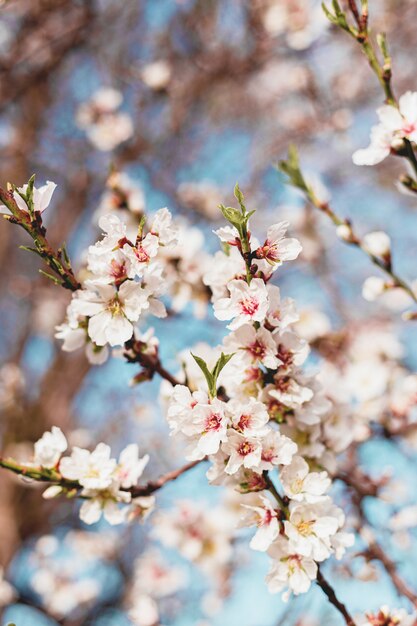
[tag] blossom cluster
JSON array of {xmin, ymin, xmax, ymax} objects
[
  {"xmin": 128, "ymin": 548, "xmax": 186, "ymax": 626},
  {"xmin": 76, "ymin": 87, "xmax": 134, "ymax": 151},
  {"xmin": 166, "ymin": 200, "xmax": 353, "ymax": 598},
  {"xmin": 95, "ymin": 171, "xmax": 213, "ymax": 318},
  {"xmin": 56, "ymin": 201, "xmax": 179, "ymax": 363},
  {"xmin": 31, "ymin": 426, "xmax": 152, "ymax": 525}
]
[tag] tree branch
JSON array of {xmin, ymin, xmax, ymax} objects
[{"xmin": 317, "ymin": 568, "xmax": 358, "ymax": 626}]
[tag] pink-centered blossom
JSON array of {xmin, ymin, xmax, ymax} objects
[{"xmin": 213, "ymin": 278, "xmax": 269, "ymax": 330}]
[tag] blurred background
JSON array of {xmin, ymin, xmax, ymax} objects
[{"xmin": 1, "ymin": 1, "xmax": 417, "ymax": 625}]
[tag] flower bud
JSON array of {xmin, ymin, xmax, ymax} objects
[
  {"xmin": 362, "ymin": 231, "xmax": 391, "ymax": 257},
  {"xmin": 336, "ymin": 224, "xmax": 353, "ymax": 242},
  {"xmin": 362, "ymin": 276, "xmax": 386, "ymax": 301},
  {"xmin": 42, "ymin": 485, "xmax": 63, "ymax": 500}
]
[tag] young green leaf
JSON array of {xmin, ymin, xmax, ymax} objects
[
  {"xmin": 211, "ymin": 352, "xmax": 235, "ymax": 384},
  {"xmin": 278, "ymin": 145, "xmax": 308, "ymax": 193},
  {"xmin": 191, "ymin": 352, "xmax": 234, "ymax": 398},
  {"xmin": 234, "ymin": 183, "xmax": 246, "ymax": 213},
  {"xmin": 219, "ymin": 204, "xmax": 244, "ymax": 228},
  {"xmin": 191, "ymin": 353, "xmax": 215, "ymax": 396}
]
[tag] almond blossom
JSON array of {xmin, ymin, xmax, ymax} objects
[
  {"xmin": 284, "ymin": 502, "xmax": 339, "ymax": 561},
  {"xmin": 353, "ymin": 91, "xmax": 417, "ymax": 166},
  {"xmin": 59, "ymin": 443, "xmax": 117, "ymax": 490},
  {"xmin": 255, "ymin": 221, "xmax": 302, "ymax": 266},
  {"xmin": 241, "ymin": 494, "xmax": 279, "ymax": 551},
  {"xmin": 226, "ymin": 397, "xmax": 270, "ymax": 437},
  {"xmin": 115, "ymin": 444, "xmax": 150, "ymax": 489},
  {"xmin": 77, "ymin": 87, "xmax": 134, "ymax": 151},
  {"xmin": 183, "ymin": 398, "xmax": 229, "ymax": 460},
  {"xmin": 79, "ymin": 482, "xmax": 132, "ymax": 525},
  {"xmin": 258, "ymin": 431, "xmax": 297, "ymax": 471},
  {"xmin": 280, "ymin": 455, "xmax": 331, "ymax": 503},
  {"xmin": 12, "ymin": 180, "xmax": 57, "ymax": 214},
  {"xmin": 222, "ymin": 431, "xmax": 263, "ymax": 474},
  {"xmin": 361, "ymin": 607, "xmax": 417, "ymax": 626},
  {"xmin": 213, "ymin": 278, "xmax": 269, "ymax": 330},
  {"xmin": 223, "ymin": 324, "xmax": 281, "ymax": 369},
  {"xmin": 266, "ymin": 537, "xmax": 318, "ymax": 598},
  {"xmin": 69, "ymin": 282, "xmax": 151, "ymax": 347},
  {"xmin": 265, "ymin": 285, "xmax": 299, "ymax": 331},
  {"xmin": 34, "ymin": 426, "xmax": 68, "ymax": 469}
]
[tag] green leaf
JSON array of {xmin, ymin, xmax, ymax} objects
[
  {"xmin": 19, "ymin": 245, "xmax": 43, "ymax": 258},
  {"xmin": 26, "ymin": 173, "xmax": 36, "ymax": 198},
  {"xmin": 191, "ymin": 353, "xmax": 215, "ymax": 396},
  {"xmin": 322, "ymin": 2, "xmax": 339, "ymax": 25},
  {"xmin": 61, "ymin": 241, "xmax": 72, "ymax": 268},
  {"xmin": 321, "ymin": 0, "xmax": 351, "ymax": 32},
  {"xmin": 219, "ymin": 204, "xmax": 244, "ymax": 231},
  {"xmin": 191, "ymin": 352, "xmax": 234, "ymax": 398},
  {"xmin": 135, "ymin": 215, "xmax": 147, "ymax": 243},
  {"xmin": 234, "ymin": 183, "xmax": 246, "ymax": 213},
  {"xmin": 377, "ymin": 32, "xmax": 390, "ymax": 63},
  {"xmin": 39, "ymin": 269, "xmax": 62, "ymax": 286},
  {"xmin": 277, "ymin": 145, "xmax": 308, "ymax": 192},
  {"xmin": 211, "ymin": 352, "xmax": 235, "ymax": 383},
  {"xmin": 25, "ymin": 174, "xmax": 36, "ymax": 216}
]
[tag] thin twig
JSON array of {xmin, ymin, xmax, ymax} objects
[
  {"xmin": 0, "ymin": 456, "xmax": 203, "ymax": 499},
  {"xmin": 317, "ymin": 568, "xmax": 358, "ymax": 626}
]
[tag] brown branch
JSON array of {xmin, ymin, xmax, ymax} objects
[
  {"xmin": 346, "ymin": 0, "xmax": 361, "ymax": 28},
  {"xmin": 317, "ymin": 568, "xmax": 357, "ymax": 626},
  {"xmin": 0, "ymin": 187, "xmax": 81, "ymax": 291},
  {"xmin": 365, "ymin": 541, "xmax": 417, "ymax": 609},
  {"xmin": 0, "ymin": 456, "xmax": 203, "ymax": 500},
  {"xmin": 129, "ymin": 459, "xmax": 203, "ymax": 497},
  {"xmin": 337, "ymin": 457, "xmax": 417, "ymax": 607}
]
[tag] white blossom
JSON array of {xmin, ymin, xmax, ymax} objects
[
  {"xmin": 150, "ymin": 207, "xmax": 179, "ymax": 247},
  {"xmin": 259, "ymin": 431, "xmax": 297, "ymax": 470},
  {"xmin": 115, "ymin": 444, "xmax": 149, "ymax": 489},
  {"xmin": 266, "ymin": 537, "xmax": 318, "ymax": 598},
  {"xmin": 79, "ymin": 483, "xmax": 131, "ymax": 525},
  {"xmin": 284, "ymin": 502, "xmax": 339, "ymax": 561},
  {"xmin": 353, "ymin": 91, "xmax": 417, "ymax": 166},
  {"xmin": 280, "ymin": 455, "xmax": 331, "ymax": 502},
  {"xmin": 362, "ymin": 231, "xmax": 391, "ymax": 257},
  {"xmin": 141, "ymin": 60, "xmax": 171, "ymax": 90},
  {"xmin": 360, "ymin": 606, "xmax": 416, "ymax": 626},
  {"xmin": 71, "ymin": 282, "xmax": 151, "ymax": 347},
  {"xmin": 222, "ymin": 431, "xmax": 263, "ymax": 474},
  {"xmin": 266, "ymin": 285, "xmax": 299, "ymax": 331},
  {"xmin": 362, "ymin": 276, "xmax": 387, "ymax": 301},
  {"xmin": 226, "ymin": 397, "xmax": 270, "ymax": 437},
  {"xmin": 77, "ymin": 88, "xmax": 133, "ymax": 151},
  {"xmin": 183, "ymin": 398, "xmax": 229, "ymax": 460},
  {"xmin": 60, "ymin": 443, "xmax": 117, "ymax": 490},
  {"xmin": 213, "ymin": 278, "xmax": 269, "ymax": 329},
  {"xmin": 241, "ymin": 494, "xmax": 279, "ymax": 551},
  {"xmin": 11, "ymin": 180, "xmax": 57, "ymax": 214},
  {"xmin": 34, "ymin": 427, "xmax": 68, "ymax": 469},
  {"xmin": 223, "ymin": 324, "xmax": 280, "ymax": 369},
  {"xmin": 256, "ymin": 221, "xmax": 302, "ymax": 265}
]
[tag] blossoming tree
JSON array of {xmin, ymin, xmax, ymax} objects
[{"xmin": 1, "ymin": 1, "xmax": 417, "ymax": 626}]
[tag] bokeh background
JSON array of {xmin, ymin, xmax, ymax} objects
[{"xmin": 1, "ymin": 1, "xmax": 417, "ymax": 625}]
